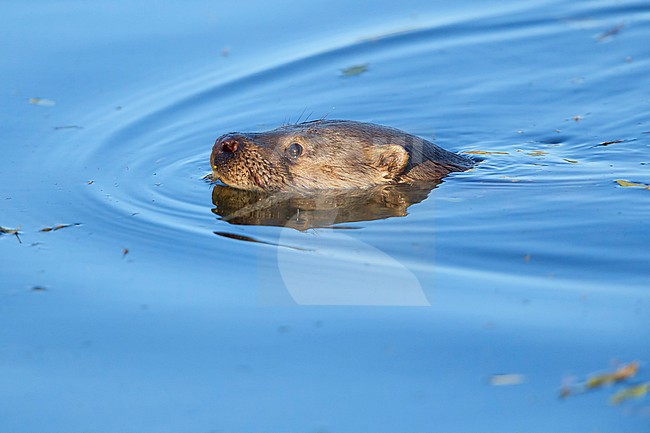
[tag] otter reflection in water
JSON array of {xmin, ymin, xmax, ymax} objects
[{"xmin": 210, "ymin": 181, "xmax": 439, "ymax": 230}]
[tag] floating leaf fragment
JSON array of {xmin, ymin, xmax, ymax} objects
[
  {"xmin": 563, "ymin": 158, "xmax": 578, "ymax": 164},
  {"xmin": 560, "ymin": 361, "xmax": 641, "ymax": 398},
  {"xmin": 0, "ymin": 225, "xmax": 22, "ymax": 243},
  {"xmin": 615, "ymin": 179, "xmax": 650, "ymax": 190},
  {"xmin": 598, "ymin": 139, "xmax": 625, "ymax": 146},
  {"xmin": 586, "ymin": 361, "xmax": 639, "ymax": 389},
  {"xmin": 596, "ymin": 23, "xmax": 625, "ymax": 42},
  {"xmin": 28, "ymin": 97, "xmax": 56, "ymax": 107},
  {"xmin": 341, "ymin": 63, "xmax": 369, "ymax": 77},
  {"xmin": 610, "ymin": 383, "xmax": 649, "ymax": 405},
  {"xmin": 489, "ymin": 374, "xmax": 526, "ymax": 386},
  {"xmin": 462, "ymin": 150, "xmax": 509, "ymax": 155},
  {"xmin": 39, "ymin": 223, "xmax": 81, "ymax": 232}
]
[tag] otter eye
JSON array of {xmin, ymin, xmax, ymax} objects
[{"xmin": 286, "ymin": 142, "xmax": 303, "ymax": 159}]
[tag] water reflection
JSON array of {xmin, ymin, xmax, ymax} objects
[{"xmin": 210, "ymin": 181, "xmax": 440, "ymax": 229}]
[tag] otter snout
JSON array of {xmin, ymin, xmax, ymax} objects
[
  {"xmin": 211, "ymin": 135, "xmax": 244, "ymax": 170},
  {"xmin": 218, "ymin": 137, "xmax": 239, "ymax": 153},
  {"xmin": 212, "ymin": 135, "xmax": 242, "ymax": 157}
]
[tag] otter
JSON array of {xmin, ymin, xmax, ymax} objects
[{"xmin": 210, "ymin": 120, "xmax": 473, "ymax": 191}]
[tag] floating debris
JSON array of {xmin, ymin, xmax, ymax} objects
[
  {"xmin": 561, "ymin": 361, "xmax": 640, "ymax": 398},
  {"xmin": 527, "ymin": 150, "xmax": 548, "ymax": 156},
  {"xmin": 586, "ymin": 361, "xmax": 639, "ymax": 389},
  {"xmin": 610, "ymin": 383, "xmax": 649, "ymax": 405},
  {"xmin": 462, "ymin": 150, "xmax": 509, "ymax": 155},
  {"xmin": 0, "ymin": 225, "xmax": 22, "ymax": 243},
  {"xmin": 596, "ymin": 22, "xmax": 625, "ymax": 42},
  {"xmin": 489, "ymin": 374, "xmax": 526, "ymax": 386},
  {"xmin": 122, "ymin": 248, "xmax": 129, "ymax": 258},
  {"xmin": 615, "ymin": 180, "xmax": 650, "ymax": 190},
  {"xmin": 0, "ymin": 226, "xmax": 20, "ymax": 235},
  {"xmin": 563, "ymin": 158, "xmax": 579, "ymax": 164},
  {"xmin": 341, "ymin": 63, "xmax": 369, "ymax": 77},
  {"xmin": 28, "ymin": 97, "xmax": 56, "ymax": 107},
  {"xmin": 39, "ymin": 223, "xmax": 81, "ymax": 232},
  {"xmin": 598, "ymin": 139, "xmax": 625, "ymax": 146}
]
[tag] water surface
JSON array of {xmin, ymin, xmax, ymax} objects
[{"xmin": 1, "ymin": 1, "xmax": 649, "ymax": 432}]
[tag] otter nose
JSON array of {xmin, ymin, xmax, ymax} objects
[{"xmin": 220, "ymin": 138, "xmax": 239, "ymax": 153}]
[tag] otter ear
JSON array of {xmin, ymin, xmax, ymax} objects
[{"xmin": 369, "ymin": 144, "xmax": 409, "ymax": 179}]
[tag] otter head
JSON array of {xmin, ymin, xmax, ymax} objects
[{"xmin": 210, "ymin": 120, "xmax": 410, "ymax": 191}]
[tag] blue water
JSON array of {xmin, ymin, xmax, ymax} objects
[{"xmin": 1, "ymin": 0, "xmax": 649, "ymax": 432}]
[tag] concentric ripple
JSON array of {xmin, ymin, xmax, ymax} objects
[{"xmin": 39, "ymin": 0, "xmax": 650, "ymax": 283}]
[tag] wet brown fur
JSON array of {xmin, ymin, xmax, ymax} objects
[{"xmin": 210, "ymin": 120, "xmax": 473, "ymax": 191}]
